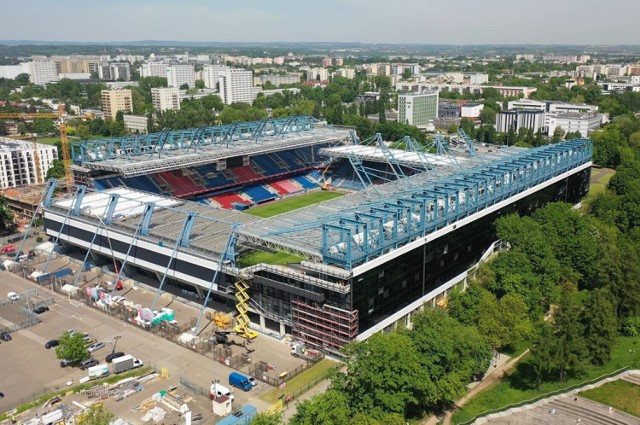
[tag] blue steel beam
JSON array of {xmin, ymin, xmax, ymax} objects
[
  {"xmin": 104, "ymin": 193, "xmax": 119, "ymax": 225},
  {"xmin": 72, "ymin": 116, "xmax": 318, "ymax": 164},
  {"xmin": 321, "ymin": 139, "xmax": 592, "ymax": 269}
]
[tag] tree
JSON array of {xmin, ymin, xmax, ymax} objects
[
  {"xmin": 179, "ymin": 83, "xmax": 190, "ymax": 90},
  {"xmin": 401, "ymin": 68, "xmax": 412, "ymax": 80},
  {"xmin": 195, "ymin": 79, "xmax": 205, "ymax": 89},
  {"xmin": 551, "ymin": 127, "xmax": 565, "ymax": 143},
  {"xmin": 45, "ymin": 159, "xmax": 66, "ymax": 180},
  {"xmin": 336, "ymin": 332, "xmax": 427, "ymax": 418},
  {"xmin": 289, "ymin": 390, "xmax": 352, "ymax": 425},
  {"xmin": 55, "ymin": 332, "xmax": 89, "ymax": 363},
  {"xmin": 0, "ymin": 194, "xmax": 14, "ymax": 232},
  {"xmin": 76, "ymin": 405, "xmax": 115, "ymax": 425},
  {"xmin": 250, "ymin": 412, "xmax": 283, "ymax": 425},
  {"xmin": 410, "ymin": 309, "xmax": 492, "ymax": 409},
  {"xmin": 551, "ymin": 292, "xmax": 588, "ymax": 381},
  {"xmin": 581, "ymin": 288, "xmax": 618, "ymax": 365},
  {"xmin": 529, "ymin": 323, "xmax": 556, "ymax": 389},
  {"xmin": 477, "ymin": 292, "xmax": 533, "ymax": 350}
]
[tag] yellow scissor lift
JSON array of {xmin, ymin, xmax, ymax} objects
[{"xmin": 233, "ymin": 279, "xmax": 258, "ymax": 339}]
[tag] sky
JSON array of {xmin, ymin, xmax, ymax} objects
[{"xmin": 1, "ymin": 0, "xmax": 638, "ymax": 45}]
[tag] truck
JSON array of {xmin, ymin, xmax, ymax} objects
[
  {"xmin": 229, "ymin": 372, "xmax": 252, "ymax": 392},
  {"xmin": 290, "ymin": 342, "xmax": 322, "ymax": 361},
  {"xmin": 87, "ymin": 363, "xmax": 110, "ymax": 379},
  {"xmin": 210, "ymin": 382, "xmax": 234, "ymax": 401},
  {"xmin": 112, "ymin": 354, "xmax": 143, "ymax": 374}
]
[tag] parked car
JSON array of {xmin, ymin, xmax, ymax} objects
[
  {"xmin": 64, "ymin": 329, "xmax": 77, "ymax": 337},
  {"xmin": 0, "ymin": 332, "xmax": 12, "ymax": 341},
  {"xmin": 249, "ymin": 376, "xmax": 258, "ymax": 388},
  {"xmin": 33, "ymin": 306, "xmax": 49, "ymax": 314},
  {"xmin": 105, "ymin": 351, "xmax": 125, "ymax": 363},
  {"xmin": 45, "ymin": 339, "xmax": 59, "ymax": 349},
  {"xmin": 79, "ymin": 358, "xmax": 99, "ymax": 370},
  {"xmin": 87, "ymin": 342, "xmax": 105, "ymax": 353},
  {"xmin": 0, "ymin": 245, "xmax": 15, "ymax": 255},
  {"xmin": 7, "ymin": 292, "xmax": 19, "ymax": 302},
  {"xmin": 60, "ymin": 359, "xmax": 79, "ymax": 368}
]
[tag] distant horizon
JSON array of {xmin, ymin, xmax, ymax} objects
[
  {"xmin": 1, "ymin": 0, "xmax": 638, "ymax": 45},
  {"xmin": 1, "ymin": 40, "xmax": 640, "ymax": 47}
]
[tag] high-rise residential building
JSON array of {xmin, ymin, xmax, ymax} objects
[
  {"xmin": 0, "ymin": 138, "xmax": 58, "ymax": 187},
  {"xmin": 53, "ymin": 57, "xmax": 101, "ymax": 74},
  {"xmin": 101, "ymin": 89, "xmax": 133, "ymax": 120},
  {"xmin": 27, "ymin": 61, "xmax": 58, "ymax": 85},
  {"xmin": 109, "ymin": 63, "xmax": 131, "ymax": 81},
  {"xmin": 334, "ymin": 58, "xmax": 344, "ymax": 66},
  {"xmin": 201, "ymin": 65, "xmax": 229, "ymax": 89},
  {"xmin": 218, "ymin": 68, "xmax": 255, "ymax": 105},
  {"xmin": 322, "ymin": 58, "xmax": 333, "ymax": 67},
  {"xmin": 166, "ymin": 65, "xmax": 196, "ymax": 88},
  {"xmin": 304, "ymin": 67, "xmax": 329, "ymax": 81},
  {"xmin": 151, "ymin": 87, "xmax": 181, "ymax": 111},
  {"xmin": 140, "ymin": 62, "xmax": 168, "ymax": 78},
  {"xmin": 397, "ymin": 92, "xmax": 439, "ymax": 127}
]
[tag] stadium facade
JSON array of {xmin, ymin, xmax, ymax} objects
[{"xmin": 41, "ymin": 117, "xmax": 592, "ymax": 355}]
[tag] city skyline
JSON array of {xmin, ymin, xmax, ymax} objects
[{"xmin": 2, "ymin": 0, "xmax": 638, "ymax": 45}]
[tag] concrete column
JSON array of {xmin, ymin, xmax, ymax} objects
[
  {"xmin": 279, "ymin": 320, "xmax": 286, "ymax": 336},
  {"xmin": 259, "ymin": 314, "xmax": 266, "ymax": 331}
]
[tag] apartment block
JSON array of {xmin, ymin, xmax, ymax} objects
[
  {"xmin": 140, "ymin": 62, "xmax": 168, "ymax": 78},
  {"xmin": 101, "ymin": 89, "xmax": 133, "ymax": 120},
  {"xmin": 166, "ymin": 65, "xmax": 196, "ymax": 88},
  {"xmin": 0, "ymin": 139, "xmax": 58, "ymax": 188},
  {"xmin": 123, "ymin": 115, "xmax": 149, "ymax": 134},
  {"xmin": 218, "ymin": 68, "xmax": 255, "ymax": 105},
  {"xmin": 151, "ymin": 87, "xmax": 181, "ymax": 111}
]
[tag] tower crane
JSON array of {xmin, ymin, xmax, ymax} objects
[{"xmin": 0, "ymin": 105, "xmax": 93, "ymax": 187}]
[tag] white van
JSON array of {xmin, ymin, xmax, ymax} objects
[
  {"xmin": 209, "ymin": 382, "xmax": 234, "ymax": 401},
  {"xmin": 7, "ymin": 292, "xmax": 19, "ymax": 302}
]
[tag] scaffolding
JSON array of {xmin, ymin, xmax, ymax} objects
[{"xmin": 291, "ymin": 300, "xmax": 359, "ymax": 354}]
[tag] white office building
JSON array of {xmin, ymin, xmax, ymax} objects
[
  {"xmin": 496, "ymin": 109, "xmax": 545, "ymax": 134},
  {"xmin": 123, "ymin": 115, "xmax": 149, "ymax": 134},
  {"xmin": 218, "ymin": 68, "xmax": 255, "ymax": 105},
  {"xmin": 507, "ymin": 99, "xmax": 547, "ymax": 111},
  {"xmin": 140, "ymin": 62, "xmax": 168, "ymax": 78},
  {"xmin": 151, "ymin": 87, "xmax": 181, "ymax": 111},
  {"xmin": 397, "ymin": 92, "xmax": 439, "ymax": 128},
  {"xmin": 0, "ymin": 138, "xmax": 58, "ymax": 187},
  {"xmin": 166, "ymin": 65, "xmax": 196, "ymax": 88},
  {"xmin": 546, "ymin": 113, "xmax": 603, "ymax": 137}
]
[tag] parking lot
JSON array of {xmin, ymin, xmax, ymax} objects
[{"xmin": 0, "ymin": 261, "xmax": 316, "ymax": 420}]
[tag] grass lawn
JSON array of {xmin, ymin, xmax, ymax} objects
[
  {"xmin": 259, "ymin": 359, "xmax": 337, "ymax": 404},
  {"xmin": 452, "ymin": 336, "xmax": 640, "ymax": 424},
  {"xmin": 246, "ymin": 191, "xmax": 343, "ymax": 218},
  {"xmin": 587, "ymin": 167, "xmax": 615, "ymax": 197},
  {"xmin": 580, "ymin": 380, "xmax": 640, "ymax": 417},
  {"xmin": 35, "ymin": 137, "xmax": 60, "ymax": 145},
  {"xmin": 237, "ymin": 250, "xmax": 304, "ymax": 268}
]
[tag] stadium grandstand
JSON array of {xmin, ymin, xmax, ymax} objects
[{"xmin": 40, "ymin": 117, "xmax": 593, "ymax": 356}]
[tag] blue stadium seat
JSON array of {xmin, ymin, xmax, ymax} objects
[
  {"xmin": 244, "ymin": 185, "xmax": 277, "ymax": 203},
  {"xmin": 294, "ymin": 176, "xmax": 318, "ymax": 189},
  {"xmin": 123, "ymin": 175, "xmax": 162, "ymax": 194}
]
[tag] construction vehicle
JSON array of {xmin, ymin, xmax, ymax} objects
[
  {"xmin": 0, "ymin": 105, "xmax": 93, "ymax": 187},
  {"xmin": 291, "ymin": 342, "xmax": 322, "ymax": 361},
  {"xmin": 213, "ymin": 311, "xmax": 232, "ymax": 328}
]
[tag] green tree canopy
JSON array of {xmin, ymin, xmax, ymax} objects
[{"xmin": 55, "ymin": 332, "xmax": 89, "ymax": 363}]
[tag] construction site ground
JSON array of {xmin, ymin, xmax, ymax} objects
[{"xmin": 0, "ymin": 234, "xmax": 318, "ymax": 422}]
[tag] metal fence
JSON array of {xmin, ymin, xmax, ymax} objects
[{"xmin": 180, "ymin": 376, "xmax": 209, "ymax": 399}]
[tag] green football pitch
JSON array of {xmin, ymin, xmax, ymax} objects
[{"xmin": 245, "ymin": 190, "xmax": 343, "ymax": 218}]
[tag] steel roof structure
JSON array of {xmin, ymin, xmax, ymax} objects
[
  {"xmin": 46, "ymin": 186, "xmax": 257, "ymax": 260},
  {"xmin": 71, "ymin": 116, "xmax": 350, "ymax": 177},
  {"xmin": 236, "ymin": 139, "xmax": 592, "ymax": 269}
]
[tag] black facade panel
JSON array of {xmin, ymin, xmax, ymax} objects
[{"xmin": 44, "ymin": 218, "xmax": 219, "ymax": 284}]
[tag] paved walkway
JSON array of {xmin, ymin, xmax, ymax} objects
[{"xmin": 420, "ymin": 349, "xmax": 531, "ymax": 425}]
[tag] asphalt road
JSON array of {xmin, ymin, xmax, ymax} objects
[{"xmin": 0, "ymin": 269, "xmax": 280, "ymax": 414}]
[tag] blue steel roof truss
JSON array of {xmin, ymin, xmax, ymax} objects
[{"xmin": 321, "ymin": 140, "xmax": 592, "ymax": 269}]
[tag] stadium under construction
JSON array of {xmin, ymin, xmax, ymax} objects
[{"xmin": 39, "ymin": 116, "xmax": 592, "ymax": 356}]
